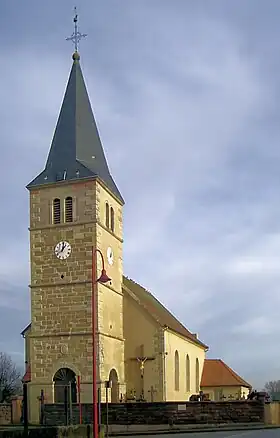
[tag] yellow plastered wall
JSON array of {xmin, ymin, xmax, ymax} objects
[
  {"xmin": 201, "ymin": 385, "xmax": 250, "ymax": 400},
  {"xmin": 265, "ymin": 402, "xmax": 280, "ymax": 425},
  {"xmin": 164, "ymin": 329, "xmax": 206, "ymax": 401},
  {"xmin": 123, "ymin": 290, "xmax": 164, "ymax": 401}
]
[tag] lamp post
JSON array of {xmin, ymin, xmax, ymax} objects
[{"xmin": 92, "ymin": 247, "xmax": 111, "ymax": 438}]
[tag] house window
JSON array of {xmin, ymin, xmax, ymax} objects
[
  {"xmin": 105, "ymin": 203, "xmax": 110, "ymax": 228},
  {"xmin": 110, "ymin": 207, "xmax": 115, "ymax": 232},
  {"xmin": 53, "ymin": 198, "xmax": 61, "ymax": 224},
  {"xmin": 65, "ymin": 197, "xmax": 73, "ymax": 222},
  {"xmin": 195, "ymin": 358, "xmax": 200, "ymax": 393},
  {"xmin": 175, "ymin": 350, "xmax": 179, "ymax": 391},
  {"xmin": 186, "ymin": 355, "xmax": 190, "ymax": 392}
]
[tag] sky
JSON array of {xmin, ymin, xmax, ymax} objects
[{"xmin": 1, "ymin": 0, "xmax": 280, "ymax": 390}]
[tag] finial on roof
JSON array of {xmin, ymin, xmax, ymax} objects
[
  {"xmin": 72, "ymin": 51, "xmax": 80, "ymax": 61},
  {"xmin": 66, "ymin": 6, "xmax": 87, "ymax": 58}
]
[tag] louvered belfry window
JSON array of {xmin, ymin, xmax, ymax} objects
[
  {"xmin": 110, "ymin": 207, "xmax": 115, "ymax": 232},
  {"xmin": 65, "ymin": 196, "xmax": 73, "ymax": 223},
  {"xmin": 105, "ymin": 203, "xmax": 110, "ymax": 228},
  {"xmin": 53, "ymin": 198, "xmax": 61, "ymax": 224}
]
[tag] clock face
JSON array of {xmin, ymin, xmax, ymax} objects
[
  {"xmin": 55, "ymin": 241, "xmax": 71, "ymax": 260},
  {"xmin": 107, "ymin": 247, "xmax": 114, "ymax": 266}
]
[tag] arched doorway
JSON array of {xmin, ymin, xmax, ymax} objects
[
  {"xmin": 53, "ymin": 368, "xmax": 77, "ymax": 403},
  {"xmin": 109, "ymin": 369, "xmax": 119, "ymax": 403}
]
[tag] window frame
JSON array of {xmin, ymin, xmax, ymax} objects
[
  {"xmin": 53, "ymin": 198, "xmax": 61, "ymax": 224},
  {"xmin": 105, "ymin": 202, "xmax": 110, "ymax": 228},
  {"xmin": 110, "ymin": 206, "xmax": 115, "ymax": 232},
  {"xmin": 64, "ymin": 196, "xmax": 73, "ymax": 223}
]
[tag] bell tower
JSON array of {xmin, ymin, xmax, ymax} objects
[{"xmin": 26, "ymin": 17, "xmax": 125, "ymax": 423}]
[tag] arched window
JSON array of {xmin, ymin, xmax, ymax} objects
[
  {"xmin": 65, "ymin": 196, "xmax": 73, "ymax": 222},
  {"xmin": 105, "ymin": 203, "xmax": 110, "ymax": 228},
  {"xmin": 53, "ymin": 198, "xmax": 61, "ymax": 224},
  {"xmin": 110, "ymin": 207, "xmax": 115, "ymax": 232},
  {"xmin": 186, "ymin": 355, "xmax": 190, "ymax": 392},
  {"xmin": 195, "ymin": 358, "xmax": 200, "ymax": 393},
  {"xmin": 175, "ymin": 350, "xmax": 179, "ymax": 391}
]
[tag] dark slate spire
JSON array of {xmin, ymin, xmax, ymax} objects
[{"xmin": 27, "ymin": 52, "xmax": 124, "ymax": 204}]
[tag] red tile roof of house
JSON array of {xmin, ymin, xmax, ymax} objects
[
  {"xmin": 22, "ymin": 365, "xmax": 31, "ymax": 383},
  {"xmin": 201, "ymin": 359, "xmax": 251, "ymax": 389}
]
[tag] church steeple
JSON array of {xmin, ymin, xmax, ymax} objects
[{"xmin": 27, "ymin": 11, "xmax": 123, "ymax": 204}]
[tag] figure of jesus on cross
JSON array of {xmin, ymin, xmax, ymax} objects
[
  {"xmin": 131, "ymin": 344, "xmax": 155, "ymax": 401},
  {"xmin": 137, "ymin": 357, "xmax": 148, "ymax": 378}
]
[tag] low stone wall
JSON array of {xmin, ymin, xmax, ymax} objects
[
  {"xmin": 0, "ymin": 425, "xmax": 93, "ymax": 438},
  {"xmin": 43, "ymin": 400, "xmax": 265, "ymax": 426},
  {"xmin": 0, "ymin": 403, "xmax": 12, "ymax": 425}
]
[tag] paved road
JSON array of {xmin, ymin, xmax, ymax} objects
[{"xmin": 128, "ymin": 430, "xmax": 280, "ymax": 438}]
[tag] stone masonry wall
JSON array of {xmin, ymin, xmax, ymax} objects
[
  {"xmin": 43, "ymin": 401, "xmax": 265, "ymax": 426},
  {"xmin": 0, "ymin": 404, "xmax": 12, "ymax": 425}
]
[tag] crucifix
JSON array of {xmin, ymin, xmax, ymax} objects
[
  {"xmin": 66, "ymin": 7, "xmax": 87, "ymax": 53},
  {"xmin": 130, "ymin": 344, "xmax": 155, "ymax": 401}
]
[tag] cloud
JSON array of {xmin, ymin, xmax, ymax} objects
[{"xmin": 231, "ymin": 316, "xmax": 275, "ymax": 336}]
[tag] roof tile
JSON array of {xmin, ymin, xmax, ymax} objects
[
  {"xmin": 201, "ymin": 359, "xmax": 251, "ymax": 388},
  {"xmin": 22, "ymin": 365, "xmax": 31, "ymax": 383}
]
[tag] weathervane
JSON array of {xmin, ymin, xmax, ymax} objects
[{"xmin": 66, "ymin": 7, "xmax": 87, "ymax": 52}]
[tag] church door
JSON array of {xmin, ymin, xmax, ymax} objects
[
  {"xmin": 53, "ymin": 368, "xmax": 77, "ymax": 403},
  {"xmin": 109, "ymin": 369, "xmax": 119, "ymax": 403}
]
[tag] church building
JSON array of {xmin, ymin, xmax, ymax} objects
[{"xmin": 21, "ymin": 41, "xmax": 251, "ymax": 423}]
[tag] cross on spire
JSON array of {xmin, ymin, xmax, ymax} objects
[{"xmin": 66, "ymin": 7, "xmax": 87, "ymax": 53}]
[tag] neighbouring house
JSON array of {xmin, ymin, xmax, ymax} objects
[{"xmin": 200, "ymin": 359, "xmax": 252, "ymax": 401}]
